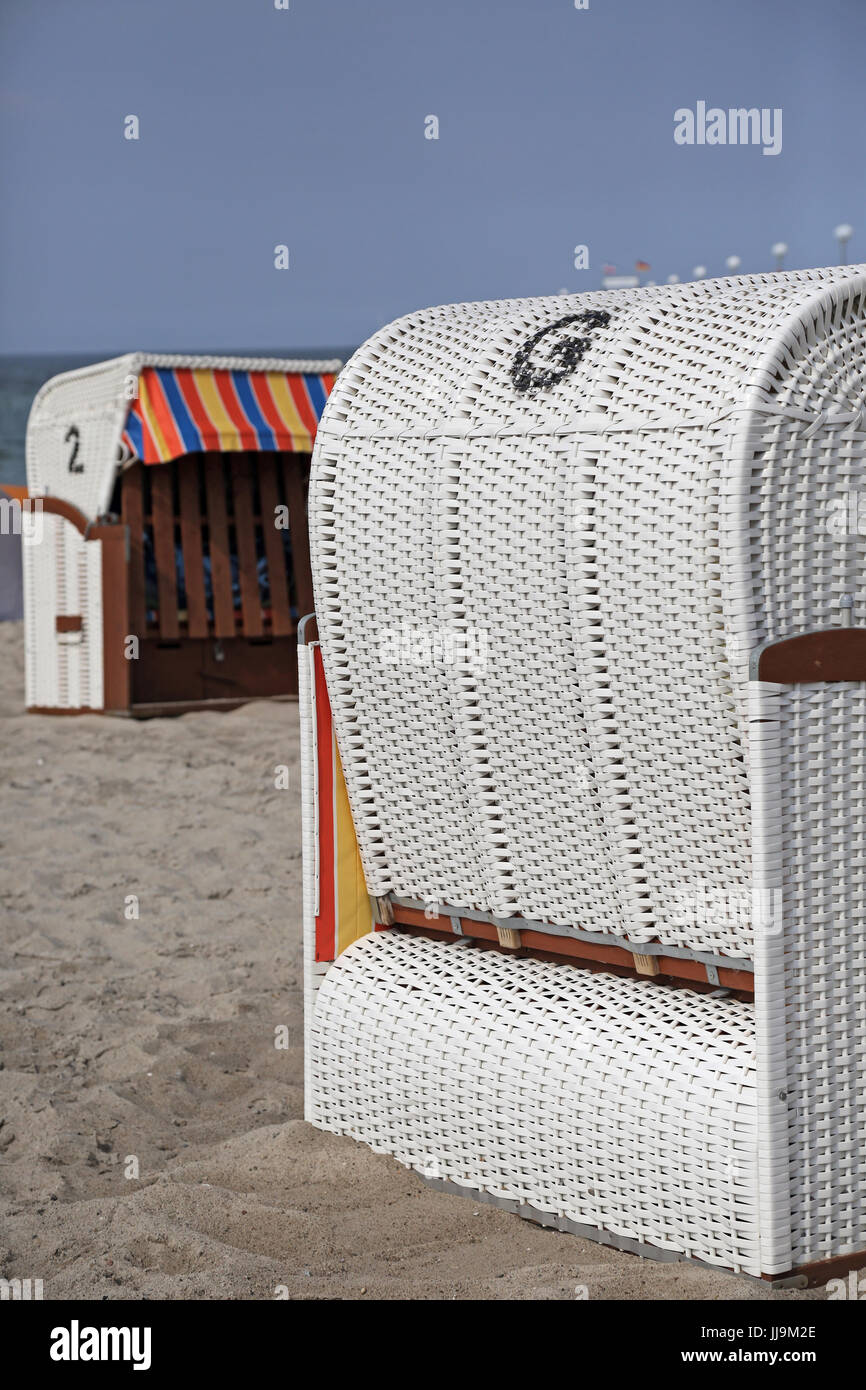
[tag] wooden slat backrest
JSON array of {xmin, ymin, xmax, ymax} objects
[
  {"xmin": 229, "ymin": 453, "xmax": 263, "ymax": 638},
  {"xmin": 281, "ymin": 453, "xmax": 314, "ymax": 619},
  {"xmin": 121, "ymin": 448, "xmax": 315, "ymax": 646},
  {"xmin": 257, "ymin": 454, "xmax": 294, "ymax": 637},
  {"xmin": 177, "ymin": 455, "xmax": 209, "ymax": 639},
  {"xmin": 203, "ymin": 453, "xmax": 236, "ymax": 638},
  {"xmin": 150, "ymin": 466, "xmax": 179, "ymax": 641},
  {"xmin": 121, "ymin": 462, "xmax": 146, "ymax": 638}
]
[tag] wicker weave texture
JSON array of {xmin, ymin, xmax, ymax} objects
[
  {"xmin": 310, "ymin": 267, "xmax": 866, "ymax": 958},
  {"xmin": 752, "ymin": 680, "xmax": 866, "ymax": 1272},
  {"xmin": 298, "ymin": 636, "xmax": 329, "ymax": 1120},
  {"xmin": 310, "ymin": 930, "xmax": 760, "ymax": 1273},
  {"xmin": 23, "ymin": 513, "xmax": 103, "ymax": 710}
]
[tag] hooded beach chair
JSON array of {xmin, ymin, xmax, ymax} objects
[
  {"xmin": 24, "ymin": 353, "xmax": 340, "ymax": 715},
  {"xmin": 300, "ymin": 266, "xmax": 866, "ymax": 1284}
]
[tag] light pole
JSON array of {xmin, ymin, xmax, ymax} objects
[
  {"xmin": 771, "ymin": 241, "xmax": 788, "ymax": 271},
  {"xmin": 666, "ymin": 273, "xmax": 680, "ymax": 284},
  {"xmin": 725, "ymin": 255, "xmax": 741, "ymax": 273},
  {"xmin": 834, "ymin": 224, "xmax": 853, "ymax": 264},
  {"xmin": 693, "ymin": 265, "xmax": 707, "ymax": 280}
]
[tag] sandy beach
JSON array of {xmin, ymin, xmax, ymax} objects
[{"xmin": 0, "ymin": 619, "xmax": 820, "ymax": 1301}]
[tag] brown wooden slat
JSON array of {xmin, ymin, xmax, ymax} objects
[
  {"xmin": 763, "ymin": 1246, "xmax": 866, "ymax": 1287},
  {"xmin": 257, "ymin": 454, "xmax": 294, "ymax": 636},
  {"xmin": 99, "ymin": 526, "xmax": 131, "ymax": 712},
  {"xmin": 753, "ymin": 627, "xmax": 866, "ymax": 683},
  {"xmin": 390, "ymin": 906, "xmax": 755, "ymax": 995},
  {"xmin": 150, "ymin": 467, "xmax": 179, "ymax": 641},
  {"xmin": 230, "ymin": 454, "xmax": 263, "ymax": 637},
  {"xmin": 130, "ymin": 634, "xmax": 297, "ymax": 710},
  {"xmin": 281, "ymin": 453, "xmax": 314, "ymax": 619},
  {"xmin": 121, "ymin": 464, "xmax": 146, "ymax": 638},
  {"xmin": 177, "ymin": 455, "xmax": 209, "ymax": 638},
  {"xmin": 203, "ymin": 454, "xmax": 236, "ymax": 638}
]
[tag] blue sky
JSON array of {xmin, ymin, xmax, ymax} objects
[{"xmin": 1, "ymin": 0, "xmax": 863, "ymax": 353}]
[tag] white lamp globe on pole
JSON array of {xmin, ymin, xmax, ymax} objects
[
  {"xmin": 693, "ymin": 265, "xmax": 707, "ymax": 280},
  {"xmin": 666, "ymin": 273, "xmax": 680, "ymax": 284},
  {"xmin": 725, "ymin": 255, "xmax": 741, "ymax": 273},
  {"xmin": 771, "ymin": 241, "xmax": 788, "ymax": 270},
  {"xmin": 834, "ymin": 224, "xmax": 854, "ymax": 265}
]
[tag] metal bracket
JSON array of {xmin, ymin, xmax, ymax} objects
[{"xmin": 449, "ymin": 914, "xmax": 464, "ymax": 937}]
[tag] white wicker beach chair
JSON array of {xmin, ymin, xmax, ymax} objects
[
  {"xmin": 24, "ymin": 353, "xmax": 340, "ymax": 715},
  {"xmin": 301, "ymin": 267, "xmax": 866, "ymax": 1283}
]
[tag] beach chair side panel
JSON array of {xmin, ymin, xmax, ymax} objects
[
  {"xmin": 298, "ymin": 617, "xmax": 377, "ymax": 1118},
  {"xmin": 23, "ymin": 509, "xmax": 104, "ymax": 713},
  {"xmin": 751, "ymin": 631, "xmax": 866, "ymax": 1278}
]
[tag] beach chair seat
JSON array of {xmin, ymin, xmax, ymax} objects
[{"xmin": 310, "ymin": 929, "xmax": 760, "ymax": 1273}]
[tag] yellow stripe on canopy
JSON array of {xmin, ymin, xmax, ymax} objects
[
  {"xmin": 192, "ymin": 370, "xmax": 242, "ymax": 452},
  {"xmin": 265, "ymin": 374, "xmax": 314, "ymax": 452}
]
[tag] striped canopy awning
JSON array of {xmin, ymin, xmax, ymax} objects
[{"xmin": 122, "ymin": 366, "xmax": 337, "ymax": 464}]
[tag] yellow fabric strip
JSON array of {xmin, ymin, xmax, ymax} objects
[
  {"xmin": 192, "ymin": 370, "xmax": 242, "ymax": 452},
  {"xmin": 334, "ymin": 735, "xmax": 374, "ymax": 955},
  {"xmin": 264, "ymin": 373, "xmax": 314, "ymax": 452}
]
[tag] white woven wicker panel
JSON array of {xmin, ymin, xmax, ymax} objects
[
  {"xmin": 22, "ymin": 513, "xmax": 60, "ymax": 709},
  {"xmin": 26, "ymin": 356, "xmax": 134, "ymax": 521},
  {"xmin": 452, "ymin": 293, "xmax": 632, "ymax": 436},
  {"xmin": 81, "ymin": 536, "xmax": 103, "ymax": 710},
  {"xmin": 755, "ymin": 682, "xmax": 866, "ymax": 1271},
  {"xmin": 322, "ymin": 269, "xmax": 857, "ymax": 442},
  {"xmin": 298, "ymin": 638, "xmax": 324, "ymax": 1120},
  {"xmin": 27, "ymin": 352, "xmax": 343, "ymax": 523},
  {"xmin": 311, "ymin": 435, "xmax": 492, "ymax": 907},
  {"xmin": 56, "ymin": 519, "xmax": 99, "ymax": 710},
  {"xmin": 438, "ymin": 434, "xmax": 638, "ymax": 930},
  {"xmin": 21, "ymin": 513, "xmax": 103, "ymax": 711},
  {"xmin": 324, "ymin": 294, "xmax": 633, "ymax": 440},
  {"xmin": 311, "ymin": 266, "xmax": 866, "ymax": 960},
  {"xmin": 572, "ymin": 428, "xmax": 751, "ymax": 953},
  {"xmin": 602, "ymin": 267, "xmax": 860, "ymax": 422},
  {"xmin": 310, "ymin": 932, "xmax": 760, "ymax": 1274},
  {"xmin": 722, "ymin": 277, "xmax": 866, "ymax": 703}
]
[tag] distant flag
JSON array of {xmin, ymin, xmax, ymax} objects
[
  {"xmin": 603, "ymin": 264, "xmax": 617, "ymax": 275},
  {"xmin": 635, "ymin": 260, "xmax": 651, "ymax": 272}
]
